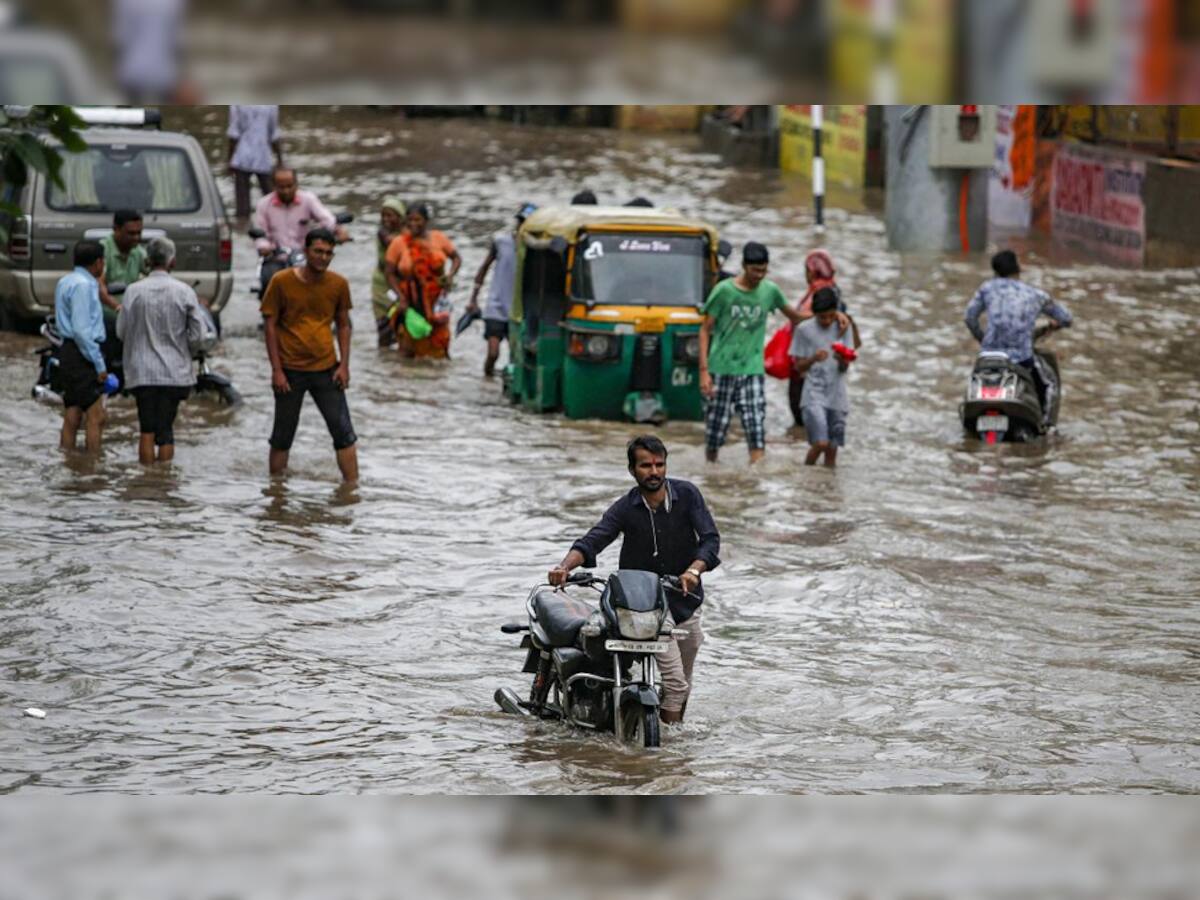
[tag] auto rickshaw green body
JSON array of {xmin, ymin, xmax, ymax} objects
[{"xmin": 504, "ymin": 206, "xmax": 723, "ymax": 423}]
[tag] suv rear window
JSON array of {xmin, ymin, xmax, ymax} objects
[{"xmin": 46, "ymin": 145, "xmax": 201, "ymax": 213}]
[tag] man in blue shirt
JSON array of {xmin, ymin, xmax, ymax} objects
[
  {"xmin": 548, "ymin": 435, "xmax": 721, "ymax": 724},
  {"xmin": 56, "ymin": 241, "xmax": 110, "ymax": 452},
  {"xmin": 965, "ymin": 250, "xmax": 1072, "ymax": 423}
]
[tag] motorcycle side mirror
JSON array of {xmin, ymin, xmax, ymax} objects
[
  {"xmin": 717, "ymin": 238, "xmax": 732, "ymax": 260},
  {"xmin": 335, "ymin": 213, "xmax": 354, "ymax": 225},
  {"xmin": 247, "ymin": 228, "xmax": 266, "ymax": 240}
]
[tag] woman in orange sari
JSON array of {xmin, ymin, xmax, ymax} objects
[{"xmin": 384, "ymin": 203, "xmax": 462, "ymax": 358}]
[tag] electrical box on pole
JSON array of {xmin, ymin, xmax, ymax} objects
[
  {"xmin": 1029, "ymin": 0, "xmax": 1118, "ymax": 89},
  {"xmin": 928, "ymin": 105, "xmax": 996, "ymax": 168}
]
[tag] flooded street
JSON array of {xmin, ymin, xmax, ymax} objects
[{"xmin": 1, "ymin": 108, "xmax": 1198, "ymax": 793}]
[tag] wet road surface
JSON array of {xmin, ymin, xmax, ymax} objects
[{"xmin": 1, "ymin": 109, "xmax": 1198, "ymax": 793}]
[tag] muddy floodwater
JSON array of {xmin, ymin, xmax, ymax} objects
[{"xmin": 2, "ymin": 109, "xmax": 1198, "ymax": 793}]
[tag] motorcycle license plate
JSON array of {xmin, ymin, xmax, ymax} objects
[
  {"xmin": 977, "ymin": 415, "xmax": 1008, "ymax": 432},
  {"xmin": 605, "ymin": 639, "xmax": 671, "ymax": 654}
]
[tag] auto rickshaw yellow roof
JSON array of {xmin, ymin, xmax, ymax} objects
[{"xmin": 519, "ymin": 205, "xmax": 719, "ymax": 245}]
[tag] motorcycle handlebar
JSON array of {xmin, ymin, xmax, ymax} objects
[{"xmin": 558, "ymin": 571, "xmax": 700, "ymax": 600}]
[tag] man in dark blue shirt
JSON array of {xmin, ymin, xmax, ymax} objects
[{"xmin": 548, "ymin": 435, "xmax": 720, "ymax": 724}]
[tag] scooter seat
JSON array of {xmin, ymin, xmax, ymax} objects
[
  {"xmin": 532, "ymin": 589, "xmax": 596, "ymax": 647},
  {"xmin": 975, "ymin": 350, "xmax": 1010, "ymax": 364}
]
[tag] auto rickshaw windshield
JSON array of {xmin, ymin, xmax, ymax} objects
[{"xmin": 574, "ymin": 233, "xmax": 706, "ymax": 307}]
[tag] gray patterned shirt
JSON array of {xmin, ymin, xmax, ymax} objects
[
  {"xmin": 117, "ymin": 271, "xmax": 212, "ymax": 389},
  {"xmin": 964, "ymin": 277, "xmax": 1072, "ymax": 363}
]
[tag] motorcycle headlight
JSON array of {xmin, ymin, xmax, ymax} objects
[{"xmin": 615, "ymin": 607, "xmax": 663, "ymax": 641}]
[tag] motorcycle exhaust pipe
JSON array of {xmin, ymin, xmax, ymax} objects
[{"xmin": 494, "ymin": 687, "xmax": 529, "ymax": 716}]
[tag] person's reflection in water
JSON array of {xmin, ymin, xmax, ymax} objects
[
  {"xmin": 330, "ymin": 481, "xmax": 361, "ymax": 508},
  {"xmin": 258, "ymin": 481, "xmax": 353, "ymax": 531}
]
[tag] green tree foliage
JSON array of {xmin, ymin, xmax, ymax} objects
[{"xmin": 1, "ymin": 105, "xmax": 89, "ymax": 216}]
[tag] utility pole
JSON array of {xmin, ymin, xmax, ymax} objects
[{"xmin": 813, "ymin": 104, "xmax": 825, "ymax": 232}]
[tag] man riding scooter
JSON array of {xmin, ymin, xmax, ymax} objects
[
  {"xmin": 964, "ymin": 250, "xmax": 1073, "ymax": 426},
  {"xmin": 251, "ymin": 167, "xmax": 350, "ymax": 293}
]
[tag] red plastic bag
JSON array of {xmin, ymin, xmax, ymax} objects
[
  {"xmin": 764, "ymin": 324, "xmax": 794, "ymax": 380},
  {"xmin": 831, "ymin": 342, "xmax": 857, "ymax": 362}
]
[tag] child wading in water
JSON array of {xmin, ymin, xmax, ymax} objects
[{"xmin": 790, "ymin": 287, "xmax": 855, "ymax": 467}]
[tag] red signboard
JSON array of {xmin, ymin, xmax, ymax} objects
[{"xmin": 1051, "ymin": 143, "xmax": 1146, "ymax": 265}]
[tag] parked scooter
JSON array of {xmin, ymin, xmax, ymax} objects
[
  {"xmin": 247, "ymin": 212, "xmax": 354, "ymax": 297},
  {"xmin": 960, "ymin": 324, "xmax": 1060, "ymax": 444},
  {"xmin": 495, "ymin": 570, "xmax": 692, "ymax": 749},
  {"xmin": 31, "ymin": 283, "xmax": 241, "ymax": 407}
]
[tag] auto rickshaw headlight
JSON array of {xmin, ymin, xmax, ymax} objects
[
  {"xmin": 569, "ymin": 332, "xmax": 620, "ymax": 362},
  {"xmin": 674, "ymin": 334, "xmax": 701, "ymax": 364}
]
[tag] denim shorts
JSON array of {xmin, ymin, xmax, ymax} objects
[{"xmin": 802, "ymin": 406, "xmax": 847, "ymax": 447}]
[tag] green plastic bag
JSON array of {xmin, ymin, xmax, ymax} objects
[{"xmin": 404, "ymin": 306, "xmax": 433, "ymax": 340}]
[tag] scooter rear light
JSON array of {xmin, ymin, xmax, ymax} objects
[{"xmin": 980, "ymin": 385, "xmax": 1004, "ymax": 400}]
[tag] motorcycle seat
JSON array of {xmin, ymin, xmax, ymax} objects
[{"xmin": 532, "ymin": 589, "xmax": 596, "ymax": 647}]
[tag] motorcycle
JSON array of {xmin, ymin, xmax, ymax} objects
[
  {"xmin": 960, "ymin": 324, "xmax": 1060, "ymax": 444},
  {"xmin": 31, "ymin": 282, "xmax": 241, "ymax": 407},
  {"xmin": 247, "ymin": 212, "xmax": 354, "ymax": 297},
  {"xmin": 495, "ymin": 569, "xmax": 691, "ymax": 749}
]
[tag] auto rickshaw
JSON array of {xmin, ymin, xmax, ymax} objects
[{"xmin": 504, "ymin": 205, "xmax": 729, "ymax": 422}]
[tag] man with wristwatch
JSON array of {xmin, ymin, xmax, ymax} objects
[{"xmin": 548, "ymin": 435, "xmax": 721, "ymax": 724}]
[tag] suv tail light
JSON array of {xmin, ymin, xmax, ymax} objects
[
  {"xmin": 8, "ymin": 216, "xmax": 31, "ymax": 262},
  {"xmin": 218, "ymin": 220, "xmax": 232, "ymax": 266}
]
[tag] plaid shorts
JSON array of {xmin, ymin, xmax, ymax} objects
[{"xmin": 705, "ymin": 374, "xmax": 767, "ymax": 451}]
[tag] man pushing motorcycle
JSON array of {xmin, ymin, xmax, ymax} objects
[{"xmin": 549, "ymin": 436, "xmax": 720, "ymax": 724}]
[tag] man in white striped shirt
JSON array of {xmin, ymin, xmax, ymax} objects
[{"xmin": 117, "ymin": 237, "xmax": 214, "ymax": 464}]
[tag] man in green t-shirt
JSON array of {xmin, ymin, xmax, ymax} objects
[
  {"xmin": 99, "ymin": 208, "xmax": 148, "ymax": 313},
  {"xmin": 699, "ymin": 241, "xmax": 809, "ymax": 463}
]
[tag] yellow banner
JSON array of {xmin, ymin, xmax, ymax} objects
[
  {"xmin": 778, "ymin": 105, "xmax": 868, "ymax": 188},
  {"xmin": 1059, "ymin": 105, "xmax": 1200, "ymax": 146}
]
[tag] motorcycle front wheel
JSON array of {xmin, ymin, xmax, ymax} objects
[{"xmin": 621, "ymin": 701, "xmax": 660, "ymax": 749}]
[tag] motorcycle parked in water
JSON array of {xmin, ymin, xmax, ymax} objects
[
  {"xmin": 495, "ymin": 570, "xmax": 691, "ymax": 749},
  {"xmin": 247, "ymin": 212, "xmax": 355, "ymax": 297},
  {"xmin": 31, "ymin": 283, "xmax": 241, "ymax": 407},
  {"xmin": 960, "ymin": 324, "xmax": 1060, "ymax": 444}
]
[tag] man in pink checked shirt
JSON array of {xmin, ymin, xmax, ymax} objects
[{"xmin": 252, "ymin": 167, "xmax": 349, "ymax": 257}]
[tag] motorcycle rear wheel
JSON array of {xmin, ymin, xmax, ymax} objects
[
  {"xmin": 621, "ymin": 701, "xmax": 660, "ymax": 749},
  {"xmin": 196, "ymin": 379, "xmax": 242, "ymax": 407}
]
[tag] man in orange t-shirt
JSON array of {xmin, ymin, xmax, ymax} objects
[{"xmin": 261, "ymin": 227, "xmax": 359, "ymax": 482}]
